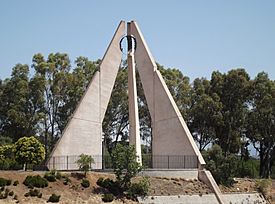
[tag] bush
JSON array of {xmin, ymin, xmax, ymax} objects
[
  {"xmin": 44, "ymin": 172, "xmax": 56, "ymax": 182},
  {"xmin": 203, "ymin": 145, "xmax": 237, "ymax": 186},
  {"xmin": 14, "ymin": 136, "xmax": 45, "ymax": 170},
  {"xmin": 98, "ymin": 178, "xmax": 120, "ymax": 196},
  {"xmin": 23, "ymin": 175, "xmax": 48, "ymax": 188},
  {"xmin": 56, "ymin": 171, "xmax": 62, "ymax": 180},
  {"xmin": 111, "ymin": 144, "xmax": 142, "ymax": 189},
  {"xmin": 0, "ymin": 178, "xmax": 12, "ymax": 187},
  {"xmin": 13, "ymin": 180, "xmax": 19, "ymax": 186},
  {"xmin": 76, "ymin": 154, "xmax": 94, "ymax": 177},
  {"xmin": 81, "ymin": 179, "xmax": 90, "ymax": 188},
  {"xmin": 29, "ymin": 189, "xmax": 40, "ymax": 197},
  {"xmin": 63, "ymin": 177, "xmax": 71, "ymax": 185},
  {"xmin": 102, "ymin": 193, "xmax": 114, "ymax": 202},
  {"xmin": 96, "ymin": 177, "xmax": 104, "ymax": 187},
  {"xmin": 128, "ymin": 177, "xmax": 150, "ymax": 198},
  {"xmin": 47, "ymin": 194, "xmax": 60, "ymax": 203},
  {"xmin": 8, "ymin": 191, "xmax": 14, "ymax": 196}
]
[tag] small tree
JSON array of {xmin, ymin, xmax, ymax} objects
[
  {"xmin": 14, "ymin": 136, "xmax": 45, "ymax": 170},
  {"xmin": 76, "ymin": 154, "xmax": 94, "ymax": 177},
  {"xmin": 111, "ymin": 144, "xmax": 142, "ymax": 189}
]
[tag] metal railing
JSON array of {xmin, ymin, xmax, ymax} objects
[{"xmin": 47, "ymin": 154, "xmax": 198, "ymax": 170}]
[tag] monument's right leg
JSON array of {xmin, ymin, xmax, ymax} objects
[{"xmin": 129, "ymin": 21, "xmax": 205, "ymax": 169}]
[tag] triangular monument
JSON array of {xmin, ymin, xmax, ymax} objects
[{"xmin": 46, "ymin": 21, "xmax": 206, "ymax": 170}]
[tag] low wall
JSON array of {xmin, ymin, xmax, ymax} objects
[
  {"xmin": 138, "ymin": 193, "xmax": 267, "ymax": 204},
  {"xmin": 139, "ymin": 169, "xmax": 198, "ymax": 180}
]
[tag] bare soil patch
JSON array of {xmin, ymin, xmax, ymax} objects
[{"xmin": 133, "ymin": 176, "xmax": 212, "ymax": 196}]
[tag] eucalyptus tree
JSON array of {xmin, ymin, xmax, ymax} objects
[
  {"xmin": 210, "ymin": 69, "xmax": 251, "ymax": 155},
  {"xmin": 189, "ymin": 78, "xmax": 223, "ymax": 150},
  {"xmin": 246, "ymin": 72, "xmax": 275, "ymax": 178}
]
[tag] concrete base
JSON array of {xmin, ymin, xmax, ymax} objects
[
  {"xmin": 138, "ymin": 193, "xmax": 267, "ymax": 204},
  {"xmin": 139, "ymin": 169, "xmax": 198, "ymax": 180}
]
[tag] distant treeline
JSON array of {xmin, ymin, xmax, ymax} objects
[{"xmin": 0, "ymin": 53, "xmax": 274, "ymax": 178}]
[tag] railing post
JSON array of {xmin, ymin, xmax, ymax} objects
[
  {"xmin": 184, "ymin": 155, "xmax": 186, "ymax": 169},
  {"xmin": 53, "ymin": 157, "xmax": 55, "ymax": 169},
  {"xmin": 67, "ymin": 156, "xmax": 69, "ymax": 170},
  {"xmin": 168, "ymin": 155, "xmax": 170, "ymax": 169}
]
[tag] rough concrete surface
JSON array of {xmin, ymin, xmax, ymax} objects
[{"xmin": 138, "ymin": 193, "xmax": 267, "ymax": 204}]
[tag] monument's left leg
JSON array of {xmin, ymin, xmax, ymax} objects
[{"xmin": 46, "ymin": 21, "xmax": 125, "ymax": 170}]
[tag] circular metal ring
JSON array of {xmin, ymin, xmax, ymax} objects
[{"xmin": 119, "ymin": 35, "xmax": 137, "ymax": 53}]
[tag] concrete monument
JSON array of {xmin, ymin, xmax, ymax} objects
[{"xmin": 47, "ymin": 20, "xmax": 205, "ymax": 170}]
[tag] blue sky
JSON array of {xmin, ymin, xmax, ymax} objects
[{"xmin": 0, "ymin": 0, "xmax": 275, "ymax": 81}]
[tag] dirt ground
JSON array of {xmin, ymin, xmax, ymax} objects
[
  {"xmin": 133, "ymin": 176, "xmax": 212, "ymax": 196},
  {"xmin": 0, "ymin": 171, "xmax": 135, "ymax": 204},
  {"xmin": 0, "ymin": 171, "xmax": 274, "ymax": 204},
  {"xmin": 0, "ymin": 171, "xmax": 211, "ymax": 204},
  {"xmin": 220, "ymin": 178, "xmax": 275, "ymax": 204}
]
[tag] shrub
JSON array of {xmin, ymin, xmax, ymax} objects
[
  {"xmin": 81, "ymin": 179, "xmax": 90, "ymax": 188},
  {"xmin": 23, "ymin": 175, "xmax": 48, "ymax": 188},
  {"xmin": 100, "ymin": 178, "xmax": 120, "ymax": 196},
  {"xmin": 0, "ymin": 178, "xmax": 12, "ymax": 187},
  {"xmin": 6, "ymin": 179, "xmax": 11, "ymax": 186},
  {"xmin": 102, "ymin": 193, "xmax": 114, "ymax": 202},
  {"xmin": 96, "ymin": 177, "xmax": 104, "ymax": 187},
  {"xmin": 13, "ymin": 180, "xmax": 19, "ymax": 186},
  {"xmin": 63, "ymin": 177, "xmax": 71, "ymax": 185},
  {"xmin": 44, "ymin": 172, "xmax": 56, "ymax": 182},
  {"xmin": 14, "ymin": 136, "xmax": 45, "ymax": 170},
  {"xmin": 76, "ymin": 154, "xmax": 94, "ymax": 177},
  {"xmin": 29, "ymin": 189, "xmax": 40, "ymax": 197},
  {"xmin": 8, "ymin": 190, "xmax": 14, "ymax": 196},
  {"xmin": 56, "ymin": 171, "xmax": 62, "ymax": 180},
  {"xmin": 47, "ymin": 193, "xmax": 60, "ymax": 203},
  {"xmin": 128, "ymin": 177, "xmax": 150, "ymax": 198},
  {"xmin": 111, "ymin": 144, "xmax": 142, "ymax": 189},
  {"xmin": 13, "ymin": 194, "xmax": 18, "ymax": 200},
  {"xmin": 203, "ymin": 145, "xmax": 238, "ymax": 186}
]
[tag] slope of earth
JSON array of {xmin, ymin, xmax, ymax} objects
[
  {"xmin": 0, "ymin": 171, "xmax": 213, "ymax": 204},
  {"xmin": 220, "ymin": 178, "xmax": 275, "ymax": 204}
]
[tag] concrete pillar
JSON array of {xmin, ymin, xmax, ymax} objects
[
  {"xmin": 127, "ymin": 23, "xmax": 142, "ymax": 165},
  {"xmin": 46, "ymin": 21, "xmax": 125, "ymax": 170},
  {"xmin": 129, "ymin": 21, "xmax": 206, "ymax": 167}
]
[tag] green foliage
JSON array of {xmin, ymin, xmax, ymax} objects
[
  {"xmin": 76, "ymin": 154, "xmax": 94, "ymax": 177},
  {"xmin": 23, "ymin": 175, "xmax": 48, "ymax": 188},
  {"xmin": 111, "ymin": 144, "xmax": 142, "ymax": 189},
  {"xmin": 14, "ymin": 136, "xmax": 45, "ymax": 168},
  {"xmin": 96, "ymin": 177, "xmax": 104, "ymax": 186},
  {"xmin": 203, "ymin": 144, "xmax": 238, "ymax": 186},
  {"xmin": 44, "ymin": 172, "xmax": 56, "ymax": 182},
  {"xmin": 63, "ymin": 176, "xmax": 71, "ymax": 185},
  {"xmin": 81, "ymin": 179, "xmax": 90, "ymax": 188},
  {"xmin": 102, "ymin": 193, "xmax": 114, "ymax": 202},
  {"xmin": 127, "ymin": 177, "xmax": 150, "ymax": 198},
  {"xmin": 13, "ymin": 180, "xmax": 19, "ymax": 186},
  {"xmin": 0, "ymin": 144, "xmax": 21, "ymax": 170},
  {"xmin": 27, "ymin": 189, "xmax": 41, "ymax": 197},
  {"xmin": 0, "ymin": 188, "xmax": 8, "ymax": 199},
  {"xmin": 0, "ymin": 178, "xmax": 12, "ymax": 187},
  {"xmin": 8, "ymin": 190, "xmax": 14, "ymax": 196},
  {"xmin": 47, "ymin": 193, "xmax": 60, "ymax": 203},
  {"xmin": 56, "ymin": 171, "xmax": 62, "ymax": 180},
  {"xmin": 237, "ymin": 159, "xmax": 259, "ymax": 178},
  {"xmin": 96, "ymin": 178, "xmax": 120, "ymax": 196}
]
